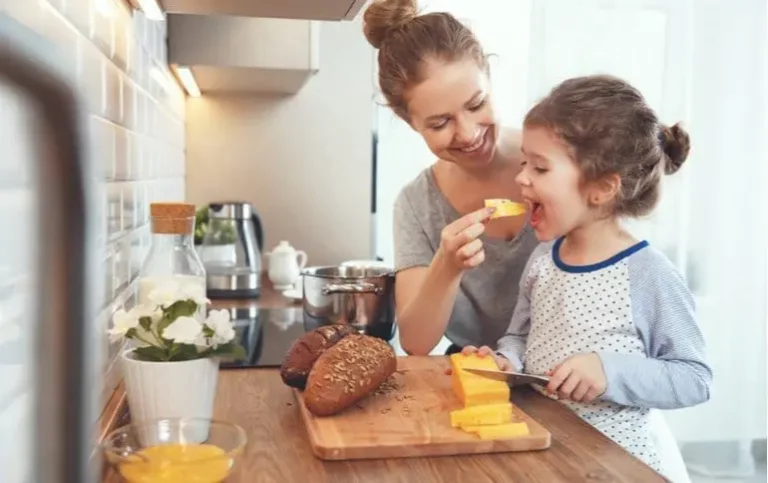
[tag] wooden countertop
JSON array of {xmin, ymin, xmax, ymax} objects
[
  {"xmin": 100, "ymin": 275, "xmax": 665, "ymax": 482},
  {"xmin": 214, "ymin": 367, "xmax": 664, "ymax": 482}
]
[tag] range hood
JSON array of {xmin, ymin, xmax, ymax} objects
[
  {"xmin": 160, "ymin": 0, "xmax": 368, "ymax": 21},
  {"xmin": 168, "ymin": 14, "xmax": 320, "ymax": 95}
]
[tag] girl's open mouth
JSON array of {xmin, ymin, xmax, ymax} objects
[{"xmin": 529, "ymin": 201, "xmax": 543, "ymax": 227}]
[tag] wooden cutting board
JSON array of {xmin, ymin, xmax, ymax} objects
[{"xmin": 292, "ymin": 355, "xmax": 551, "ymax": 460}]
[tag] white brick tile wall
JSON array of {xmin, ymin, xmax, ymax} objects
[{"xmin": 0, "ymin": 1, "xmax": 187, "ymax": 479}]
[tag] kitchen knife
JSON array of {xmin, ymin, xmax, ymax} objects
[{"xmin": 462, "ymin": 368, "xmax": 551, "ymax": 386}]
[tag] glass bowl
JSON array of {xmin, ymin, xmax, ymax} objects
[{"xmin": 101, "ymin": 418, "xmax": 247, "ymax": 483}]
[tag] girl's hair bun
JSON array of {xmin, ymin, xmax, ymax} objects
[{"xmin": 660, "ymin": 123, "xmax": 691, "ymax": 174}]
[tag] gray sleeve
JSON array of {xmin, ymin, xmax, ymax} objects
[
  {"xmin": 393, "ymin": 188, "xmax": 435, "ymax": 272},
  {"xmin": 599, "ymin": 250, "xmax": 713, "ymax": 409},
  {"xmin": 497, "ymin": 242, "xmax": 551, "ymax": 369}
]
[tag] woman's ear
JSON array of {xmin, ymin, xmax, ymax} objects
[{"xmin": 587, "ymin": 173, "xmax": 622, "ymax": 207}]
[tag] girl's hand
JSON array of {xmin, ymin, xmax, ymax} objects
[
  {"xmin": 546, "ymin": 353, "xmax": 607, "ymax": 403},
  {"xmin": 437, "ymin": 207, "xmax": 495, "ymax": 272},
  {"xmin": 444, "ymin": 345, "xmax": 514, "ymax": 375}
]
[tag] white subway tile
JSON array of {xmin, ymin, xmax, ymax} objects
[
  {"xmin": 128, "ymin": 131, "xmax": 142, "ymax": 180},
  {"xmin": 135, "ymin": 88, "xmax": 147, "ymax": 134},
  {"xmin": 39, "ymin": 3, "xmax": 78, "ymax": 82},
  {"xmin": 113, "ymin": 124, "xmax": 128, "ymax": 180},
  {"xmin": 107, "ymin": 182, "xmax": 122, "ymax": 239},
  {"xmin": 78, "ymin": 39, "xmax": 104, "ymax": 115},
  {"xmin": 142, "ymin": 137, "xmax": 154, "ymax": 178},
  {"xmin": 114, "ymin": 236, "xmax": 131, "ymax": 292},
  {"xmin": 5, "ymin": 0, "xmax": 43, "ymax": 33},
  {"xmin": 88, "ymin": 0, "xmax": 113, "ymax": 58},
  {"xmin": 112, "ymin": 0, "xmax": 131, "ymax": 69},
  {"xmin": 89, "ymin": 116, "xmax": 114, "ymax": 179},
  {"xmin": 64, "ymin": 0, "xmax": 91, "ymax": 36},
  {"xmin": 122, "ymin": 182, "xmax": 136, "ymax": 231},
  {"xmin": 121, "ymin": 77, "xmax": 136, "ymax": 130},
  {"xmin": 102, "ymin": 247, "xmax": 115, "ymax": 307},
  {"xmin": 103, "ymin": 63, "xmax": 121, "ymax": 123}
]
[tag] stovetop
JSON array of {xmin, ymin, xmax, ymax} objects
[{"xmin": 219, "ymin": 306, "xmax": 312, "ymax": 369}]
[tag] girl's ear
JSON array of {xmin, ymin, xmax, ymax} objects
[{"xmin": 587, "ymin": 173, "xmax": 622, "ymax": 207}]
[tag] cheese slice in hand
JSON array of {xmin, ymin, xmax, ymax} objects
[{"xmin": 484, "ymin": 199, "xmax": 526, "ymax": 218}]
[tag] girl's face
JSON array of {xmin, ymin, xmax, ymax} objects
[
  {"xmin": 516, "ymin": 127, "xmax": 600, "ymax": 241},
  {"xmin": 406, "ymin": 58, "xmax": 500, "ymax": 169}
]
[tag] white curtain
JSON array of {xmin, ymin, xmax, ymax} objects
[{"xmin": 375, "ymin": 0, "xmax": 767, "ymax": 478}]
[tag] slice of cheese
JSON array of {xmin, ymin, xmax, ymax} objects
[
  {"xmin": 449, "ymin": 353, "xmax": 510, "ymax": 407},
  {"xmin": 450, "ymin": 403, "xmax": 512, "ymax": 428},
  {"xmin": 462, "ymin": 422, "xmax": 530, "ymax": 440},
  {"xmin": 484, "ymin": 199, "xmax": 526, "ymax": 218}
]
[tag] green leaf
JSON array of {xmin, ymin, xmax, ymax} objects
[
  {"xmin": 133, "ymin": 346, "xmax": 170, "ymax": 362},
  {"xmin": 202, "ymin": 342, "xmax": 247, "ymax": 361},
  {"xmin": 124, "ymin": 328, "xmax": 137, "ymax": 339},
  {"xmin": 138, "ymin": 317, "xmax": 153, "ymax": 332},
  {"xmin": 157, "ymin": 300, "xmax": 198, "ymax": 337},
  {"xmin": 168, "ymin": 344, "xmax": 202, "ymax": 362}
]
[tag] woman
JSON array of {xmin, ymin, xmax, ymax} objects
[{"xmin": 363, "ymin": 0, "xmax": 539, "ymax": 356}]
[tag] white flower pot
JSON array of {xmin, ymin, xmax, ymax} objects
[{"xmin": 121, "ymin": 349, "xmax": 220, "ymax": 445}]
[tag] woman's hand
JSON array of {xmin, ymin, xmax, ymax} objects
[
  {"xmin": 437, "ymin": 207, "xmax": 495, "ymax": 272},
  {"xmin": 445, "ymin": 345, "xmax": 515, "ymax": 374}
]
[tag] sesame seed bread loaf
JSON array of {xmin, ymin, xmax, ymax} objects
[
  {"xmin": 280, "ymin": 324, "xmax": 359, "ymax": 390},
  {"xmin": 303, "ymin": 334, "xmax": 397, "ymax": 417}
]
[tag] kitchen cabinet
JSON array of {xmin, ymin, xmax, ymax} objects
[
  {"xmin": 168, "ymin": 15, "xmax": 320, "ymax": 95},
  {"xmin": 159, "ymin": 0, "xmax": 367, "ymax": 21}
]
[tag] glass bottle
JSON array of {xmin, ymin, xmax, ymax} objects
[{"xmin": 138, "ymin": 202, "xmax": 206, "ymax": 317}]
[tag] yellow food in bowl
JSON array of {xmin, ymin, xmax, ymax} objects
[{"xmin": 118, "ymin": 443, "xmax": 233, "ymax": 483}]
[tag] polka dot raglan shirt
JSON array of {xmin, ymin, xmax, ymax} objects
[{"xmin": 497, "ymin": 238, "xmax": 713, "ymax": 472}]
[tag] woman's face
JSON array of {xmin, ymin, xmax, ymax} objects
[{"xmin": 406, "ymin": 58, "xmax": 499, "ymax": 169}]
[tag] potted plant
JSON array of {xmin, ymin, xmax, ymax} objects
[{"xmin": 109, "ymin": 279, "xmax": 245, "ymax": 443}]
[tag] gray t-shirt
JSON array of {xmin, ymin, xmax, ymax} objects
[{"xmin": 393, "ymin": 168, "xmax": 539, "ymax": 349}]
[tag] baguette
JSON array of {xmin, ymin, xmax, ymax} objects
[
  {"xmin": 303, "ymin": 334, "xmax": 397, "ymax": 417},
  {"xmin": 280, "ymin": 325, "xmax": 358, "ymax": 389}
]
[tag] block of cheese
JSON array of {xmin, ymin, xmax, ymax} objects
[
  {"xmin": 450, "ymin": 403, "xmax": 512, "ymax": 428},
  {"xmin": 462, "ymin": 422, "xmax": 530, "ymax": 440},
  {"xmin": 449, "ymin": 353, "xmax": 510, "ymax": 407}
]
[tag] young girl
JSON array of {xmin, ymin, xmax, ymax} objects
[{"xmin": 465, "ymin": 75, "xmax": 713, "ymax": 477}]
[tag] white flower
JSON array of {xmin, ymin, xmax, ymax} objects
[
  {"xmin": 148, "ymin": 281, "xmax": 182, "ymax": 308},
  {"xmin": 148, "ymin": 280, "xmax": 209, "ymax": 308},
  {"xmin": 178, "ymin": 282, "xmax": 210, "ymax": 307},
  {"xmin": 108, "ymin": 309, "xmax": 140, "ymax": 343},
  {"xmin": 204, "ymin": 310, "xmax": 235, "ymax": 347},
  {"xmin": 162, "ymin": 316, "xmax": 203, "ymax": 344},
  {"xmin": 107, "ymin": 304, "xmax": 162, "ymax": 344}
]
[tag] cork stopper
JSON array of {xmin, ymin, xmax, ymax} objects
[{"xmin": 149, "ymin": 202, "xmax": 196, "ymax": 235}]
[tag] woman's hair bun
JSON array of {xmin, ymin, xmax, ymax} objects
[
  {"xmin": 660, "ymin": 122, "xmax": 691, "ymax": 175},
  {"xmin": 363, "ymin": 0, "xmax": 419, "ymax": 49}
]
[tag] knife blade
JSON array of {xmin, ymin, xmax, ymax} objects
[{"xmin": 462, "ymin": 368, "xmax": 551, "ymax": 386}]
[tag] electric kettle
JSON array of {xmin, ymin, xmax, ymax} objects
[{"xmin": 202, "ymin": 201, "xmax": 265, "ymax": 299}]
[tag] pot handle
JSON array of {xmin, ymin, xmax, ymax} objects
[{"xmin": 322, "ymin": 282, "xmax": 382, "ymax": 295}]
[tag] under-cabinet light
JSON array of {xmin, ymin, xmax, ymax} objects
[{"xmin": 173, "ymin": 66, "xmax": 201, "ymax": 97}]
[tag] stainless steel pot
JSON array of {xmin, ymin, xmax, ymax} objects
[{"xmin": 302, "ymin": 265, "xmax": 395, "ymax": 341}]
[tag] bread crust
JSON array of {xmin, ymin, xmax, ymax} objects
[
  {"xmin": 303, "ymin": 334, "xmax": 397, "ymax": 417},
  {"xmin": 280, "ymin": 325, "xmax": 358, "ymax": 389}
]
